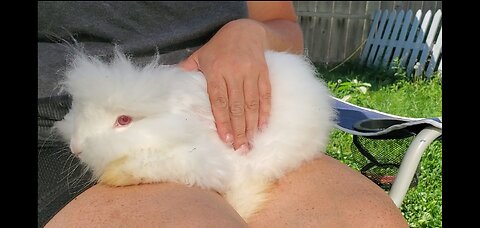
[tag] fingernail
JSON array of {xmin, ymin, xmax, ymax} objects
[
  {"xmin": 235, "ymin": 144, "xmax": 249, "ymax": 154},
  {"xmin": 247, "ymin": 129, "xmax": 257, "ymax": 142},
  {"xmin": 225, "ymin": 134, "xmax": 233, "ymax": 144},
  {"xmin": 259, "ymin": 123, "xmax": 268, "ymax": 132}
]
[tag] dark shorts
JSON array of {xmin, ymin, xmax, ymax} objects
[{"xmin": 37, "ymin": 95, "xmax": 94, "ymax": 227}]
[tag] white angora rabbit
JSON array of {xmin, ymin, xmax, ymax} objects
[{"xmin": 55, "ymin": 49, "xmax": 336, "ymax": 220}]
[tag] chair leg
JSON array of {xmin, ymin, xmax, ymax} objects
[{"xmin": 388, "ymin": 126, "xmax": 442, "ymax": 207}]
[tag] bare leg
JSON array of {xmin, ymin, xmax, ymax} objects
[
  {"xmin": 248, "ymin": 155, "xmax": 409, "ymax": 227},
  {"xmin": 45, "ymin": 155, "xmax": 408, "ymax": 227},
  {"xmin": 45, "ymin": 183, "xmax": 248, "ymax": 228}
]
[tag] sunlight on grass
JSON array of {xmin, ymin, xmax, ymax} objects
[{"xmin": 319, "ymin": 64, "xmax": 442, "ymax": 228}]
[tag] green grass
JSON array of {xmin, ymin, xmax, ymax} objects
[{"xmin": 317, "ymin": 63, "xmax": 442, "ymax": 228}]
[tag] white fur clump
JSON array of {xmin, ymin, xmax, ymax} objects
[{"xmin": 55, "ymin": 49, "xmax": 336, "ymax": 220}]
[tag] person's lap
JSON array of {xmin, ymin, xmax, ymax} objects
[
  {"xmin": 248, "ymin": 155, "xmax": 408, "ymax": 227},
  {"xmin": 45, "ymin": 154, "xmax": 408, "ymax": 227}
]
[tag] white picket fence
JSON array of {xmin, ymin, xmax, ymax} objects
[{"xmin": 360, "ymin": 9, "xmax": 442, "ymax": 78}]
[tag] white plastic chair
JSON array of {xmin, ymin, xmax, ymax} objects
[{"xmin": 332, "ymin": 96, "xmax": 442, "ymax": 207}]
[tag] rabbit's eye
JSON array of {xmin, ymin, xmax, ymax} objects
[{"xmin": 115, "ymin": 115, "xmax": 132, "ymax": 127}]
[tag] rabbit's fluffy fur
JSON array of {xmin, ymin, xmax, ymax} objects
[{"xmin": 55, "ymin": 49, "xmax": 336, "ymax": 220}]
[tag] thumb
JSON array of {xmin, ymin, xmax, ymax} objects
[{"xmin": 178, "ymin": 53, "xmax": 200, "ymax": 71}]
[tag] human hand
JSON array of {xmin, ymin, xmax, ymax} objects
[{"xmin": 179, "ymin": 19, "xmax": 272, "ymax": 153}]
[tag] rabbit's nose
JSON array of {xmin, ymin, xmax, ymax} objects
[{"xmin": 70, "ymin": 139, "xmax": 82, "ymax": 156}]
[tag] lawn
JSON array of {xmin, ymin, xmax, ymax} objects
[{"xmin": 317, "ymin": 63, "xmax": 442, "ymax": 228}]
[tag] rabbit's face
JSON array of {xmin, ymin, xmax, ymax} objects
[
  {"xmin": 58, "ymin": 103, "xmax": 129, "ymax": 154},
  {"xmin": 53, "ymin": 49, "xmax": 207, "ymax": 179},
  {"xmin": 55, "ymin": 99, "xmax": 151, "ymax": 178}
]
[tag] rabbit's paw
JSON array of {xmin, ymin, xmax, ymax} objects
[{"xmin": 98, "ymin": 156, "xmax": 142, "ymax": 186}]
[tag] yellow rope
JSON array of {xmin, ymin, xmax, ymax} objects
[{"xmin": 328, "ymin": 39, "xmax": 367, "ymax": 73}]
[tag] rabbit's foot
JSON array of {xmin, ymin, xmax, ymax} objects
[{"xmin": 98, "ymin": 156, "xmax": 141, "ymax": 186}]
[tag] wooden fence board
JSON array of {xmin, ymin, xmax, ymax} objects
[
  {"xmin": 416, "ymin": 10, "xmax": 442, "ymax": 76},
  {"xmin": 360, "ymin": 10, "xmax": 382, "ymax": 64},
  {"xmin": 366, "ymin": 10, "xmax": 389, "ymax": 66},
  {"xmin": 399, "ymin": 10, "xmax": 422, "ymax": 66},
  {"xmin": 373, "ymin": 10, "xmax": 397, "ymax": 66},
  {"xmin": 406, "ymin": 10, "xmax": 432, "ymax": 74},
  {"xmin": 360, "ymin": 9, "xmax": 442, "ymax": 77},
  {"xmin": 311, "ymin": 1, "xmax": 334, "ymax": 63},
  {"xmin": 346, "ymin": 1, "xmax": 368, "ymax": 60},
  {"xmin": 381, "ymin": 10, "xmax": 405, "ymax": 66},
  {"xmin": 294, "ymin": 1, "xmax": 441, "ymax": 65},
  {"xmin": 390, "ymin": 10, "xmax": 413, "ymax": 67},
  {"xmin": 329, "ymin": 1, "xmax": 351, "ymax": 62},
  {"xmin": 425, "ymin": 26, "xmax": 442, "ymax": 77}
]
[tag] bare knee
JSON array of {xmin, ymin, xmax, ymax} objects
[
  {"xmin": 46, "ymin": 183, "xmax": 247, "ymax": 228},
  {"xmin": 248, "ymin": 155, "xmax": 408, "ymax": 227},
  {"xmin": 336, "ymin": 192, "xmax": 408, "ymax": 227},
  {"xmin": 313, "ymin": 156, "xmax": 409, "ymax": 227}
]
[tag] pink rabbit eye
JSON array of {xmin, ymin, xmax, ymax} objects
[{"xmin": 116, "ymin": 115, "xmax": 132, "ymax": 126}]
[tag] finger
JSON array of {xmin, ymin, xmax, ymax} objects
[
  {"xmin": 258, "ymin": 65, "xmax": 271, "ymax": 132},
  {"xmin": 225, "ymin": 76, "xmax": 248, "ymax": 150},
  {"xmin": 207, "ymin": 76, "xmax": 234, "ymax": 145},
  {"xmin": 244, "ymin": 74, "xmax": 259, "ymax": 143}
]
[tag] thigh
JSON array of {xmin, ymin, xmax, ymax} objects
[
  {"xmin": 45, "ymin": 183, "xmax": 248, "ymax": 228},
  {"xmin": 43, "ymin": 154, "xmax": 408, "ymax": 227},
  {"xmin": 248, "ymin": 155, "xmax": 409, "ymax": 227}
]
